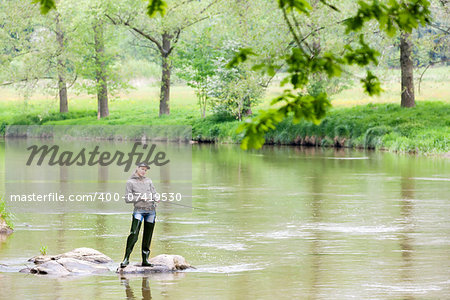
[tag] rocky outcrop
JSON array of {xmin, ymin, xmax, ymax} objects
[
  {"xmin": 28, "ymin": 247, "xmax": 113, "ymax": 264},
  {"xmin": 117, "ymin": 254, "xmax": 193, "ymax": 274},
  {"xmin": 20, "ymin": 248, "xmax": 113, "ymax": 276},
  {"xmin": 25, "ymin": 258, "xmax": 110, "ymax": 276},
  {"xmin": 19, "ymin": 248, "xmax": 193, "ymax": 276}
]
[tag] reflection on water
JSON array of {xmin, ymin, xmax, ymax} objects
[
  {"xmin": 121, "ymin": 276, "xmax": 152, "ymax": 300},
  {"xmin": 0, "ymin": 142, "xmax": 449, "ymax": 299}
]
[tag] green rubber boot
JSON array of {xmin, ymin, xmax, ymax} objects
[
  {"xmin": 141, "ymin": 221, "xmax": 155, "ymax": 267},
  {"xmin": 120, "ymin": 217, "xmax": 142, "ymax": 268}
]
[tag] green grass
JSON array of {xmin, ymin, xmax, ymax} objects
[
  {"xmin": 192, "ymin": 101, "xmax": 449, "ymax": 154},
  {"xmin": 263, "ymin": 101, "xmax": 449, "ymax": 154},
  {"xmin": 40, "ymin": 245, "xmax": 48, "ymax": 256}
]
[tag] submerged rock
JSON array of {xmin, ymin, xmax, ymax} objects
[{"xmin": 117, "ymin": 254, "xmax": 193, "ymax": 274}]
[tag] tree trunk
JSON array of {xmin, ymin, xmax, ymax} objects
[
  {"xmin": 201, "ymin": 94, "xmax": 206, "ymax": 118},
  {"xmin": 400, "ymin": 32, "xmax": 415, "ymax": 108},
  {"xmin": 55, "ymin": 13, "xmax": 68, "ymax": 113},
  {"xmin": 159, "ymin": 33, "xmax": 171, "ymax": 116},
  {"xmin": 93, "ymin": 20, "xmax": 109, "ymax": 118},
  {"xmin": 57, "ymin": 74, "xmax": 68, "ymax": 113}
]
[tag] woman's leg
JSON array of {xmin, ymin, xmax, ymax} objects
[
  {"xmin": 141, "ymin": 212, "xmax": 155, "ymax": 266},
  {"xmin": 120, "ymin": 214, "xmax": 142, "ymax": 268}
]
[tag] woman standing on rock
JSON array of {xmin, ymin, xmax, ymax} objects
[{"xmin": 120, "ymin": 162, "xmax": 158, "ymax": 268}]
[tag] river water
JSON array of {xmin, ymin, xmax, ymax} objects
[{"xmin": 0, "ymin": 141, "xmax": 449, "ymax": 299}]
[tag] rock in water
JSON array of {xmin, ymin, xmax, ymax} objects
[
  {"xmin": 20, "ymin": 248, "xmax": 193, "ymax": 276},
  {"xmin": 27, "ymin": 261, "xmax": 71, "ymax": 276},
  {"xmin": 117, "ymin": 254, "xmax": 193, "ymax": 274},
  {"xmin": 21, "ymin": 248, "xmax": 112, "ymax": 276},
  {"xmin": 55, "ymin": 257, "xmax": 110, "ymax": 275},
  {"xmin": 28, "ymin": 247, "xmax": 113, "ymax": 264}
]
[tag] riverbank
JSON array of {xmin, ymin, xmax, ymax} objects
[
  {"xmin": 0, "ymin": 101, "xmax": 448, "ymax": 155},
  {"xmin": 192, "ymin": 101, "xmax": 450, "ymax": 154},
  {"xmin": 0, "ymin": 199, "xmax": 14, "ymax": 234}
]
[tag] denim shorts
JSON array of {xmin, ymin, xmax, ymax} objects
[{"xmin": 133, "ymin": 210, "xmax": 156, "ymax": 223}]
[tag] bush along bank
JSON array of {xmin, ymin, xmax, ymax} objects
[
  {"xmin": 0, "ymin": 199, "xmax": 14, "ymax": 234},
  {"xmin": 191, "ymin": 101, "xmax": 450, "ymax": 154}
]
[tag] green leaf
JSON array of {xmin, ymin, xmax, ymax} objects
[
  {"xmin": 226, "ymin": 48, "xmax": 256, "ymax": 68},
  {"xmin": 278, "ymin": 0, "xmax": 312, "ymax": 14},
  {"xmin": 280, "ymin": 77, "xmax": 290, "ymax": 87},
  {"xmin": 237, "ymin": 92, "xmax": 331, "ymax": 150},
  {"xmin": 344, "ymin": 0, "xmax": 431, "ymax": 35},
  {"xmin": 361, "ymin": 71, "xmax": 383, "ymax": 96},
  {"xmin": 32, "ymin": 0, "xmax": 56, "ymax": 15},
  {"xmin": 267, "ymin": 65, "xmax": 276, "ymax": 77},
  {"xmin": 147, "ymin": 0, "xmax": 167, "ymax": 18},
  {"xmin": 344, "ymin": 35, "xmax": 379, "ymax": 66}
]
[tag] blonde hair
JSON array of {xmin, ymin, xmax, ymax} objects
[{"xmin": 129, "ymin": 166, "xmax": 140, "ymax": 178}]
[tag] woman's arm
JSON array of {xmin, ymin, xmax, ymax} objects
[
  {"xmin": 150, "ymin": 180, "xmax": 157, "ymax": 195},
  {"xmin": 124, "ymin": 181, "xmax": 138, "ymax": 203},
  {"xmin": 147, "ymin": 179, "xmax": 159, "ymax": 204}
]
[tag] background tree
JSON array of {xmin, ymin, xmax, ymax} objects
[
  {"xmin": 174, "ymin": 0, "xmax": 291, "ymax": 120},
  {"xmin": 66, "ymin": 0, "xmax": 129, "ymax": 118},
  {"xmin": 368, "ymin": 0, "xmax": 448, "ymax": 108},
  {"xmin": 400, "ymin": 31, "xmax": 415, "ymax": 107},
  {"xmin": 175, "ymin": 26, "xmax": 218, "ymax": 118},
  {"xmin": 0, "ymin": 0, "xmax": 76, "ymax": 112},
  {"xmin": 93, "ymin": 19, "xmax": 109, "ymax": 118},
  {"xmin": 54, "ymin": 11, "xmax": 68, "ymax": 112},
  {"xmin": 230, "ymin": 0, "xmax": 432, "ymax": 149},
  {"xmin": 105, "ymin": 0, "xmax": 221, "ymax": 116},
  {"xmin": 16, "ymin": 0, "xmax": 441, "ymax": 130},
  {"xmin": 208, "ymin": 41, "xmax": 265, "ymax": 121},
  {"xmin": 415, "ymin": 0, "xmax": 449, "ymax": 93}
]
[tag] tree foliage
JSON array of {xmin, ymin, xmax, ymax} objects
[
  {"xmin": 104, "ymin": 0, "xmax": 220, "ymax": 116},
  {"xmin": 175, "ymin": 27, "xmax": 218, "ymax": 118},
  {"xmin": 1, "ymin": 0, "xmax": 77, "ymax": 105},
  {"xmin": 233, "ymin": 0, "xmax": 432, "ymax": 149},
  {"xmin": 14, "ymin": 0, "xmax": 443, "ymax": 146}
]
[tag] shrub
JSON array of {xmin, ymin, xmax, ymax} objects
[
  {"xmin": 364, "ymin": 125, "xmax": 392, "ymax": 149},
  {"xmin": 0, "ymin": 198, "xmax": 14, "ymax": 230}
]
